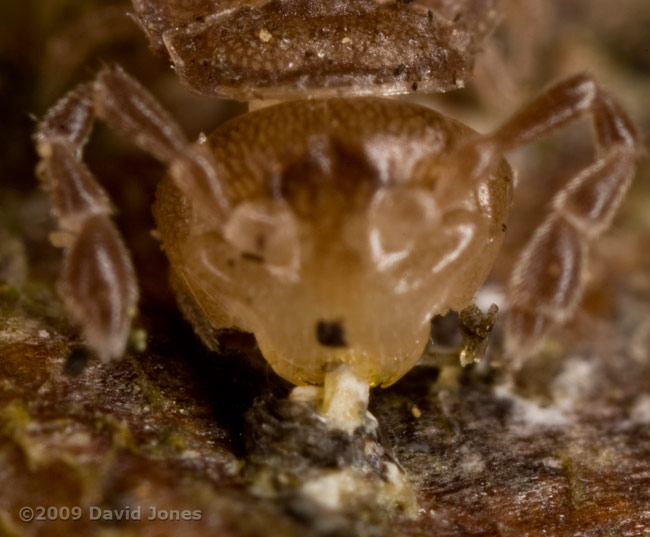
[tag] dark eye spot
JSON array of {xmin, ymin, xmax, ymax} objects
[
  {"xmin": 316, "ymin": 320, "xmax": 348, "ymax": 348},
  {"xmin": 64, "ymin": 347, "xmax": 92, "ymax": 376}
]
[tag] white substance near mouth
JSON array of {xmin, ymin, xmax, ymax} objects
[
  {"xmin": 321, "ymin": 367, "xmax": 370, "ymax": 433},
  {"xmin": 300, "ymin": 469, "xmax": 361, "ymax": 510},
  {"xmin": 300, "ymin": 462, "xmax": 416, "ymax": 514},
  {"xmin": 289, "ymin": 385, "xmax": 322, "ymax": 403},
  {"xmin": 283, "ymin": 383, "xmax": 419, "ymax": 515}
]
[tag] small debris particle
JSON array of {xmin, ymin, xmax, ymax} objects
[
  {"xmin": 412, "ymin": 82, "xmax": 419, "ymax": 91},
  {"xmin": 258, "ymin": 29, "xmax": 272, "ymax": 42},
  {"xmin": 317, "ymin": 50, "xmax": 325, "ymax": 59},
  {"xmin": 341, "ymin": 37, "xmax": 352, "ymax": 45},
  {"xmin": 411, "ymin": 406, "xmax": 422, "ymax": 419},
  {"xmin": 394, "ymin": 63, "xmax": 406, "ymax": 76},
  {"xmin": 502, "ymin": 223, "xmax": 508, "ymax": 232},
  {"xmin": 458, "ymin": 304, "xmax": 499, "ymax": 366},
  {"xmin": 38, "ymin": 330, "xmax": 50, "ymax": 339}
]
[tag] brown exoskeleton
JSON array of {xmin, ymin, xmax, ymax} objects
[{"xmin": 34, "ymin": 0, "xmax": 640, "ymax": 432}]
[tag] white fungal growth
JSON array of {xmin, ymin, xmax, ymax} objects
[{"xmin": 300, "ymin": 462, "xmax": 417, "ymax": 514}]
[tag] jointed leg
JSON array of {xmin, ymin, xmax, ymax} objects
[
  {"xmin": 34, "ymin": 66, "xmax": 227, "ymax": 360},
  {"xmin": 438, "ymin": 74, "xmax": 640, "ymax": 359}
]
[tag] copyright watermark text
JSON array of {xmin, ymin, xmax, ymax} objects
[{"xmin": 18, "ymin": 506, "xmax": 202, "ymax": 523}]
